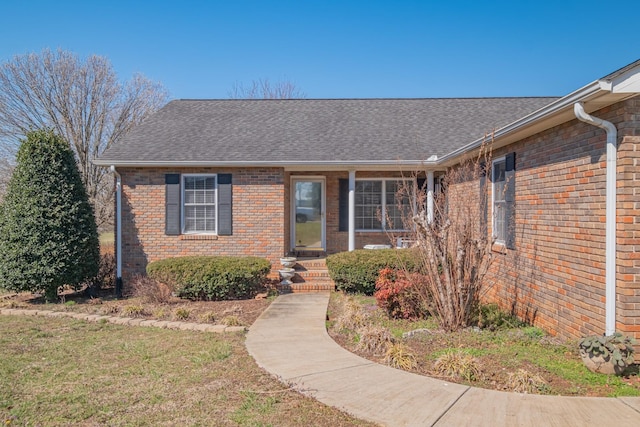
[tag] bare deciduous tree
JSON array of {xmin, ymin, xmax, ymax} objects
[
  {"xmin": 0, "ymin": 49, "xmax": 169, "ymax": 226},
  {"xmin": 228, "ymin": 78, "xmax": 306, "ymax": 99},
  {"xmin": 388, "ymin": 137, "xmax": 496, "ymax": 331}
]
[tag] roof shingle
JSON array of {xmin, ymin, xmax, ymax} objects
[{"xmin": 98, "ymin": 97, "xmax": 558, "ymax": 164}]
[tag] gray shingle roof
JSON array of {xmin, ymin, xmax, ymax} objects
[{"xmin": 97, "ymin": 98, "xmax": 558, "ymax": 165}]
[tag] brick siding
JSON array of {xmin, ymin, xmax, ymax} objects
[
  {"xmin": 478, "ymin": 98, "xmax": 639, "ymax": 341},
  {"xmin": 119, "ymin": 167, "xmax": 285, "ymax": 277}
]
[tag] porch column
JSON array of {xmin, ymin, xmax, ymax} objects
[
  {"xmin": 427, "ymin": 171, "xmax": 434, "ymax": 224},
  {"xmin": 348, "ymin": 170, "xmax": 356, "ymax": 251}
]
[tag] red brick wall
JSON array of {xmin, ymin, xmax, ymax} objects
[
  {"xmin": 479, "ymin": 98, "xmax": 639, "ymax": 341},
  {"xmin": 119, "ymin": 167, "xmax": 411, "ymax": 277},
  {"xmin": 119, "ymin": 167, "xmax": 285, "ymax": 277},
  {"xmin": 617, "ymin": 133, "xmax": 640, "ymax": 338}
]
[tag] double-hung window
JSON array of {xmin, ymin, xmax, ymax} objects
[
  {"xmin": 355, "ymin": 179, "xmax": 413, "ymax": 231},
  {"xmin": 492, "ymin": 158, "xmax": 506, "ymax": 243},
  {"xmin": 182, "ymin": 174, "xmax": 217, "ymax": 234}
]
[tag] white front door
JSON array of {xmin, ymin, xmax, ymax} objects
[{"xmin": 291, "ymin": 178, "xmax": 325, "ymax": 252}]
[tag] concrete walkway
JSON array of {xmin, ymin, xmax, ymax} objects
[{"xmin": 246, "ymin": 293, "xmax": 640, "ymax": 427}]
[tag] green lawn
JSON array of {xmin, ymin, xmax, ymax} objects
[{"xmin": 0, "ymin": 315, "xmax": 374, "ymax": 426}]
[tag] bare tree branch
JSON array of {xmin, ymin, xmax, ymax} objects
[
  {"xmin": 228, "ymin": 78, "xmax": 306, "ymax": 99},
  {"xmin": 0, "ymin": 49, "xmax": 168, "ymax": 227}
]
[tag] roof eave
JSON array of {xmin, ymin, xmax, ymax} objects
[
  {"xmin": 93, "ymin": 159, "xmax": 440, "ymax": 172},
  {"xmin": 437, "ymin": 73, "xmax": 639, "ymax": 166}
]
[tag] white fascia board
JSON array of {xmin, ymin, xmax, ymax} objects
[
  {"xmin": 607, "ymin": 68, "xmax": 640, "ymax": 93},
  {"xmin": 93, "ymin": 159, "xmax": 440, "ymax": 171},
  {"xmin": 437, "ymin": 80, "xmax": 609, "ymax": 165}
]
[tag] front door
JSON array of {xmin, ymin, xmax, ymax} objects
[{"xmin": 291, "ymin": 178, "xmax": 325, "ymax": 252}]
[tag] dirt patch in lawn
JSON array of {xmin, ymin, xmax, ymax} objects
[{"xmin": 327, "ymin": 292, "xmax": 640, "ymax": 398}]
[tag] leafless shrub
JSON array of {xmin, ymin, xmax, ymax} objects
[
  {"xmin": 130, "ymin": 275, "xmax": 173, "ymax": 305},
  {"xmin": 392, "ymin": 137, "xmax": 496, "ymax": 332},
  {"xmin": 83, "ymin": 253, "xmax": 116, "ymax": 295}
]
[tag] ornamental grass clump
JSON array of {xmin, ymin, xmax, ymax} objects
[
  {"xmin": 335, "ymin": 297, "xmax": 369, "ymax": 331},
  {"xmin": 433, "ymin": 350, "xmax": 482, "ymax": 381},
  {"xmin": 356, "ymin": 325, "xmax": 394, "ymax": 355},
  {"xmin": 506, "ymin": 369, "xmax": 548, "ymax": 394},
  {"xmin": 384, "ymin": 343, "xmax": 417, "ymax": 371}
]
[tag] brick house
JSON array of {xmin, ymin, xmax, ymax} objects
[{"xmin": 96, "ymin": 60, "xmax": 639, "ymax": 341}]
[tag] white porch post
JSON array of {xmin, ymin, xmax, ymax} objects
[
  {"xmin": 348, "ymin": 170, "xmax": 356, "ymax": 251},
  {"xmin": 427, "ymin": 171, "xmax": 434, "ymax": 224}
]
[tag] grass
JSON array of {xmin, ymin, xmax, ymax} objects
[
  {"xmin": 0, "ymin": 315, "xmax": 375, "ymax": 426},
  {"xmin": 328, "ymin": 292, "xmax": 640, "ymax": 397}
]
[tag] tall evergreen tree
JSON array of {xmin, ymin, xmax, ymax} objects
[{"xmin": 0, "ymin": 129, "xmax": 99, "ymax": 302}]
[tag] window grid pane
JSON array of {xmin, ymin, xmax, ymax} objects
[
  {"xmin": 355, "ymin": 180, "xmax": 411, "ymax": 231},
  {"xmin": 493, "ymin": 160, "xmax": 506, "ymax": 241},
  {"xmin": 184, "ymin": 176, "xmax": 216, "ymax": 233},
  {"xmin": 355, "ymin": 181, "xmax": 382, "ymax": 230},
  {"xmin": 385, "ymin": 180, "xmax": 412, "ymax": 230}
]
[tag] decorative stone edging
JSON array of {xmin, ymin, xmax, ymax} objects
[{"xmin": 0, "ymin": 308, "xmax": 247, "ymax": 333}]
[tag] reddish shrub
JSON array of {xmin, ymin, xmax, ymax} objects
[{"xmin": 374, "ymin": 268, "xmax": 425, "ymax": 319}]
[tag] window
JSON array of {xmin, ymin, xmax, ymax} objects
[
  {"xmin": 355, "ymin": 179, "xmax": 413, "ymax": 231},
  {"xmin": 182, "ymin": 175, "xmax": 217, "ymax": 233},
  {"xmin": 492, "ymin": 158, "xmax": 506, "ymax": 243}
]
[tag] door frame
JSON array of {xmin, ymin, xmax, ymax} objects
[{"xmin": 290, "ymin": 176, "xmax": 326, "ymax": 252}]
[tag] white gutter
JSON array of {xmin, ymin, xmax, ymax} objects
[
  {"xmin": 439, "ymin": 80, "xmax": 605, "ymax": 164},
  {"xmin": 573, "ymin": 102, "xmax": 617, "ymax": 336},
  {"xmin": 94, "ymin": 159, "xmax": 437, "ymax": 169},
  {"xmin": 110, "ymin": 165, "xmax": 123, "ymax": 298}
]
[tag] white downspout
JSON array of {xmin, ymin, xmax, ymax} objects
[
  {"xmin": 110, "ymin": 165, "xmax": 123, "ymax": 298},
  {"xmin": 426, "ymin": 171, "xmax": 435, "ymax": 224},
  {"xmin": 573, "ymin": 102, "xmax": 617, "ymax": 336},
  {"xmin": 348, "ymin": 170, "xmax": 356, "ymax": 251}
]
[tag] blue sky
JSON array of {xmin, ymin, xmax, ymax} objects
[{"xmin": 1, "ymin": 0, "xmax": 638, "ymax": 100}]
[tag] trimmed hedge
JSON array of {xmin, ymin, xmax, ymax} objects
[
  {"xmin": 146, "ymin": 256, "xmax": 271, "ymax": 301},
  {"xmin": 326, "ymin": 249, "xmax": 419, "ymax": 295}
]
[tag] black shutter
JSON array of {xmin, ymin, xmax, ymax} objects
[
  {"xmin": 504, "ymin": 152, "xmax": 516, "ymax": 249},
  {"xmin": 165, "ymin": 174, "xmax": 181, "ymax": 235},
  {"xmin": 218, "ymin": 174, "xmax": 233, "ymax": 235},
  {"xmin": 416, "ymin": 177, "xmax": 427, "ymax": 207},
  {"xmin": 338, "ymin": 179, "xmax": 348, "ymax": 232},
  {"xmin": 479, "ymin": 163, "xmax": 487, "ymax": 237}
]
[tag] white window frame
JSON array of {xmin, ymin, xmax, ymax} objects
[
  {"xmin": 492, "ymin": 157, "xmax": 506, "ymax": 244},
  {"xmin": 354, "ymin": 178, "xmax": 415, "ymax": 232},
  {"xmin": 181, "ymin": 174, "xmax": 218, "ymax": 235}
]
